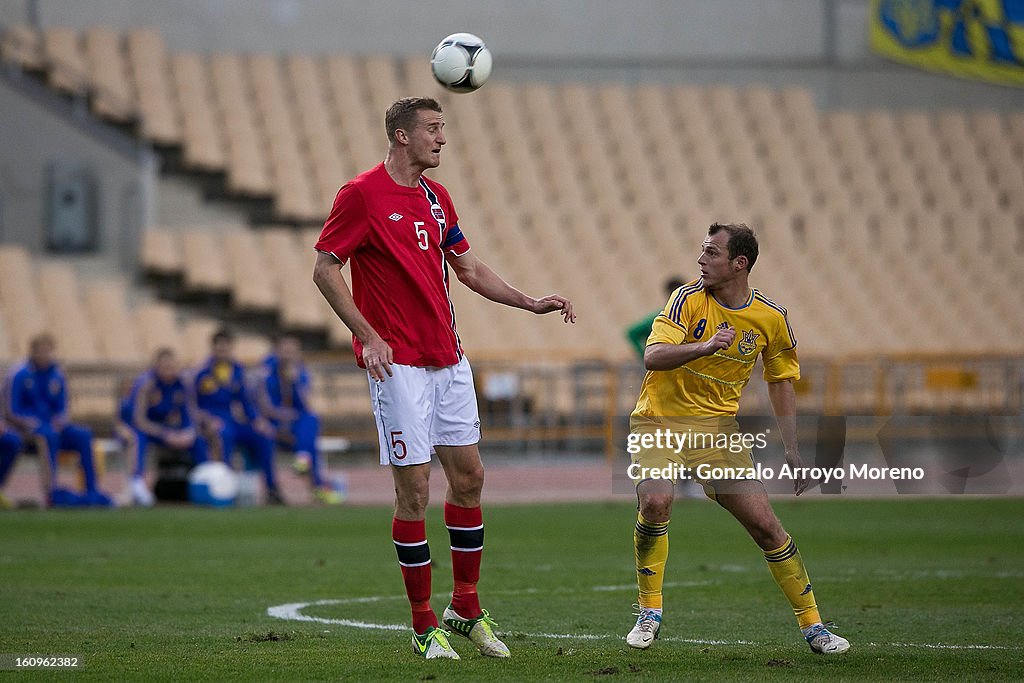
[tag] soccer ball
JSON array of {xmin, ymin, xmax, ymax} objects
[
  {"xmin": 188, "ymin": 462, "xmax": 238, "ymax": 507},
  {"xmin": 430, "ymin": 33, "xmax": 492, "ymax": 93}
]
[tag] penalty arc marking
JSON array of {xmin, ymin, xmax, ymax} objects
[
  {"xmin": 267, "ymin": 595, "xmax": 748, "ymax": 644},
  {"xmin": 266, "ymin": 595, "xmax": 1021, "ymax": 650}
]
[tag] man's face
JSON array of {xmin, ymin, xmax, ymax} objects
[
  {"xmin": 276, "ymin": 337, "xmax": 301, "ymax": 365},
  {"xmin": 403, "ymin": 109, "xmax": 446, "ymax": 169},
  {"xmin": 697, "ymin": 230, "xmax": 741, "ymax": 289},
  {"xmin": 30, "ymin": 339, "xmax": 55, "ymax": 369},
  {"xmin": 155, "ymin": 354, "xmax": 179, "ymax": 383},
  {"xmin": 212, "ymin": 339, "xmax": 233, "ymax": 363}
]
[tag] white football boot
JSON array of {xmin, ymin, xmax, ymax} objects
[
  {"xmin": 626, "ymin": 605, "xmax": 661, "ymax": 649},
  {"xmin": 804, "ymin": 622, "xmax": 851, "ymax": 654}
]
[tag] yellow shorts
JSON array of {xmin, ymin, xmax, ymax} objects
[{"xmin": 628, "ymin": 414, "xmax": 758, "ymax": 494}]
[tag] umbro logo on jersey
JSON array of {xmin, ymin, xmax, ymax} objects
[{"xmin": 388, "ymin": 213, "xmax": 403, "ymax": 221}]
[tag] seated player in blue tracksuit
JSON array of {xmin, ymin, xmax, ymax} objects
[
  {"xmin": 126, "ymin": 348, "xmax": 208, "ymax": 506},
  {"xmin": 258, "ymin": 333, "xmax": 340, "ymax": 504},
  {"xmin": 5, "ymin": 333, "xmax": 112, "ymax": 507},
  {"xmin": 192, "ymin": 328, "xmax": 283, "ymax": 504},
  {"xmin": 0, "ymin": 408, "xmax": 24, "ymax": 509}
]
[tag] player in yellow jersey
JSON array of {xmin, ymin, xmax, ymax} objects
[{"xmin": 625, "ymin": 223, "xmax": 850, "ymax": 655}]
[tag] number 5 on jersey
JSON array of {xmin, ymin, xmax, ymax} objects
[
  {"xmin": 390, "ymin": 430, "xmax": 407, "ymax": 459},
  {"xmin": 414, "ymin": 221, "xmax": 429, "ymax": 250}
]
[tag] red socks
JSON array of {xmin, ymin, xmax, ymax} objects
[
  {"xmin": 392, "ymin": 517, "xmax": 437, "ymax": 634},
  {"xmin": 445, "ymin": 502, "xmax": 484, "ymax": 619},
  {"xmin": 392, "ymin": 504, "xmax": 485, "ymax": 631}
]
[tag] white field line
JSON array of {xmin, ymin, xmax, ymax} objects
[{"xmin": 267, "ymin": 595, "xmax": 1021, "ymax": 650}]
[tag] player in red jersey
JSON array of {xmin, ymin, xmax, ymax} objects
[{"xmin": 313, "ymin": 97, "xmax": 575, "ymax": 660}]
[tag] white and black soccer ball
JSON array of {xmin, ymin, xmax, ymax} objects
[{"xmin": 430, "ymin": 33, "xmax": 493, "ymax": 93}]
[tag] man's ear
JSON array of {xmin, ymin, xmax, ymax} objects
[
  {"xmin": 394, "ymin": 128, "xmax": 409, "ymax": 145},
  {"xmin": 734, "ymin": 255, "xmax": 748, "ymax": 271}
]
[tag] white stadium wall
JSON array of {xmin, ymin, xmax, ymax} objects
[{"xmin": 0, "ymin": 78, "xmax": 155, "ymax": 268}]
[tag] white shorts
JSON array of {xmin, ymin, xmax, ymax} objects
[{"xmin": 367, "ymin": 356, "xmax": 481, "ymax": 466}]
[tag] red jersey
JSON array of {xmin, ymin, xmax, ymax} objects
[{"xmin": 315, "ymin": 163, "xmax": 471, "ymax": 368}]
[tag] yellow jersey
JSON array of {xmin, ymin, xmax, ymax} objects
[{"xmin": 632, "ymin": 279, "xmax": 799, "ymax": 418}]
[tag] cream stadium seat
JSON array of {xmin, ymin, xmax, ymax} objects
[
  {"xmin": 126, "ymin": 28, "xmax": 181, "ymax": 145},
  {"xmin": 970, "ymin": 110, "xmax": 1006, "ymax": 149},
  {"xmin": 139, "ymin": 228, "xmax": 183, "ymax": 277},
  {"xmin": 36, "ymin": 263, "xmax": 101, "ymax": 364},
  {"xmin": 83, "ymin": 27, "xmax": 135, "ymax": 123},
  {"xmin": 247, "ymin": 54, "xmax": 320, "ymax": 221},
  {"xmin": 43, "ymin": 27, "xmax": 88, "ymax": 95},
  {"xmin": 935, "ymin": 111, "xmax": 970, "ymax": 149},
  {"xmin": 260, "ymin": 229, "xmax": 326, "ymax": 331},
  {"xmin": 181, "ymin": 318, "xmax": 218, "ymax": 365},
  {"xmin": 0, "ymin": 245, "xmax": 47, "ymax": 356},
  {"xmin": 181, "ymin": 229, "xmax": 230, "ymax": 294},
  {"xmin": 0, "ymin": 309, "xmax": 13, "ymax": 364},
  {"xmin": 1, "ymin": 25, "xmax": 44, "ymax": 71},
  {"xmin": 171, "ymin": 53, "xmax": 227, "ymax": 170},
  {"xmin": 324, "ymin": 57, "xmax": 381, "ymax": 173},
  {"xmin": 135, "ymin": 302, "xmax": 185, "ymax": 358},
  {"xmin": 361, "ymin": 55, "xmax": 405, "ymax": 122},
  {"xmin": 210, "ymin": 54, "xmax": 272, "ymax": 196},
  {"xmin": 779, "ymin": 87, "xmax": 818, "ymax": 128},
  {"xmin": 401, "ymin": 55, "xmax": 450, "ymax": 102},
  {"xmin": 222, "ymin": 230, "xmax": 278, "ymax": 313},
  {"xmin": 84, "ymin": 279, "xmax": 145, "ymax": 365},
  {"xmin": 234, "ymin": 333, "xmax": 272, "ymax": 366},
  {"xmin": 286, "ymin": 55, "xmax": 349, "ymax": 207}
]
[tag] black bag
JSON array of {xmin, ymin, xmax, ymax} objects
[{"xmin": 153, "ymin": 448, "xmax": 194, "ymax": 502}]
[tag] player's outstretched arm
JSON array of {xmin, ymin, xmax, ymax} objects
[
  {"xmin": 445, "ymin": 250, "xmax": 575, "ymax": 323},
  {"xmin": 767, "ymin": 379, "xmax": 808, "ymax": 495},
  {"xmin": 644, "ymin": 326, "xmax": 735, "ymax": 371},
  {"xmin": 313, "ymin": 251, "xmax": 394, "ymax": 380}
]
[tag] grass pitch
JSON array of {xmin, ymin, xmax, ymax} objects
[{"xmin": 2, "ymin": 498, "xmax": 1022, "ymax": 681}]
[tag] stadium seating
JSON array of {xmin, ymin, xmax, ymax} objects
[
  {"xmin": 41, "ymin": 27, "xmax": 88, "ymax": 95},
  {"xmin": 126, "ymin": 28, "xmax": 181, "ymax": 145},
  {"xmin": 82, "ymin": 27, "xmax": 136, "ymax": 123},
  {"xmin": 0, "ymin": 243, "xmax": 269, "ymax": 370},
  {"xmin": 1, "ymin": 25, "xmax": 1022, "ymax": 367},
  {"xmin": 0, "ymin": 24, "xmax": 44, "ymax": 71},
  {"xmin": 170, "ymin": 52, "xmax": 226, "ymax": 170}
]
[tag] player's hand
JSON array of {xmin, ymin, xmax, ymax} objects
[
  {"xmin": 253, "ymin": 417, "xmax": 275, "ymax": 439},
  {"xmin": 362, "ymin": 336, "xmax": 394, "ymax": 382},
  {"xmin": 165, "ymin": 430, "xmax": 194, "ymax": 449},
  {"xmin": 702, "ymin": 325, "xmax": 735, "ymax": 354},
  {"xmin": 786, "ymin": 449, "xmax": 809, "ymax": 496},
  {"xmin": 532, "ymin": 295, "xmax": 576, "ymax": 323}
]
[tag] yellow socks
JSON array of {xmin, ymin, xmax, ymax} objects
[
  {"xmin": 764, "ymin": 535, "xmax": 821, "ymax": 628},
  {"xmin": 634, "ymin": 513, "xmax": 670, "ymax": 610}
]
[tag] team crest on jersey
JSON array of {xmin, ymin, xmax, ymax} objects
[
  {"xmin": 430, "ymin": 203, "xmax": 446, "ymax": 227},
  {"xmin": 199, "ymin": 376, "xmax": 217, "ymax": 394},
  {"xmin": 738, "ymin": 329, "xmax": 760, "ymax": 355}
]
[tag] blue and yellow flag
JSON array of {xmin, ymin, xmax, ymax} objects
[{"xmin": 870, "ymin": 0, "xmax": 1024, "ymax": 86}]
